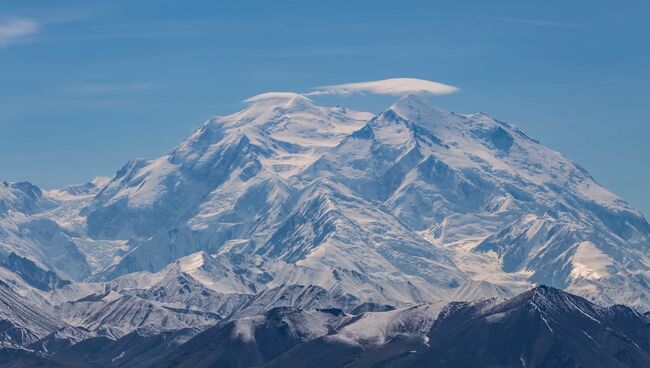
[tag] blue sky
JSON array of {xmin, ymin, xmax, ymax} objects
[{"xmin": 1, "ymin": 0, "xmax": 649, "ymax": 215}]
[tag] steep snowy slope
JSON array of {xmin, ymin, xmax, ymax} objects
[
  {"xmin": 56, "ymin": 292, "xmax": 214, "ymax": 337},
  {"xmin": 304, "ymin": 94, "xmax": 650, "ymax": 308},
  {"xmin": 331, "ymin": 302, "xmax": 445, "ymax": 346},
  {"xmin": 86, "ymin": 94, "xmax": 371, "ymax": 277},
  {"xmin": 257, "ymin": 179, "xmax": 462, "ymax": 299},
  {"xmin": 0, "ymin": 91, "xmax": 648, "ymax": 317},
  {"xmin": 450, "ymin": 279, "xmax": 514, "ymax": 301},
  {"xmin": 0, "ymin": 181, "xmax": 92, "ymax": 281},
  {"xmin": 0, "ymin": 280, "xmax": 61, "ymax": 345},
  {"xmin": 0, "ymin": 177, "xmax": 129, "ymax": 284},
  {"xmin": 77, "ymin": 94, "xmax": 465, "ymax": 308}
]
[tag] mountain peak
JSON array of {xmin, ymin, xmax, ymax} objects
[
  {"xmin": 514, "ymin": 285, "xmax": 567, "ymax": 303},
  {"xmin": 387, "ymin": 94, "xmax": 454, "ymax": 125},
  {"xmin": 193, "ymin": 91, "xmax": 372, "ymax": 154},
  {"xmin": 177, "ymin": 251, "xmax": 210, "ymax": 272},
  {"xmin": 510, "ymin": 285, "xmax": 601, "ymax": 316},
  {"xmin": 396, "ymin": 92, "xmax": 433, "ymax": 106}
]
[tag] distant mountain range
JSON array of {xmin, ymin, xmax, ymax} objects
[
  {"xmin": 1, "ymin": 286, "xmax": 648, "ymax": 367},
  {"xmin": 0, "ymin": 92, "xmax": 648, "ymax": 366}
]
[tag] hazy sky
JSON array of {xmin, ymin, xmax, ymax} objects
[{"xmin": 1, "ymin": 0, "xmax": 649, "ymax": 216}]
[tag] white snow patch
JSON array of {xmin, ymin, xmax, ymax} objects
[
  {"xmin": 179, "ymin": 252, "xmax": 206, "ymax": 272},
  {"xmin": 111, "ymin": 351, "xmax": 125, "ymax": 362},
  {"xmin": 485, "ymin": 312, "xmax": 507, "ymax": 323},
  {"xmin": 232, "ymin": 317, "xmax": 259, "ymax": 343},
  {"xmin": 570, "ymin": 241, "xmax": 613, "ymax": 281}
]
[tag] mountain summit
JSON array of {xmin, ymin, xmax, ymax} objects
[{"xmin": 0, "ymin": 93, "xmax": 648, "ymax": 319}]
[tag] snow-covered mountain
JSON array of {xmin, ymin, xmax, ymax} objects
[
  {"xmin": 72, "ymin": 92, "xmax": 647, "ymax": 310},
  {"xmin": 23, "ymin": 287, "xmax": 648, "ymax": 368},
  {"xmin": 401, "ymin": 286, "xmax": 650, "ymax": 367},
  {"xmin": 0, "ymin": 280, "xmax": 61, "ymax": 346},
  {"xmin": 0, "ymin": 181, "xmax": 92, "ymax": 282},
  {"xmin": 0, "ymin": 91, "xmax": 649, "ymax": 356}
]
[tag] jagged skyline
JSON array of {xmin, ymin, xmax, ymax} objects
[{"xmin": 1, "ymin": 1, "xmax": 649, "ymax": 216}]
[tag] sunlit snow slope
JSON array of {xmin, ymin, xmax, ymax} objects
[{"xmin": 1, "ymin": 92, "xmax": 648, "ymax": 315}]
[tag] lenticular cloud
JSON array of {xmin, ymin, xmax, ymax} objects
[{"xmin": 308, "ymin": 77, "xmax": 460, "ymax": 97}]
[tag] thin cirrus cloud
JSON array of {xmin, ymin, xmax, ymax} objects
[
  {"xmin": 486, "ymin": 16, "xmax": 585, "ymax": 29},
  {"xmin": 64, "ymin": 82, "xmax": 165, "ymax": 94},
  {"xmin": 0, "ymin": 19, "xmax": 40, "ymax": 48},
  {"xmin": 307, "ymin": 78, "xmax": 460, "ymax": 97}
]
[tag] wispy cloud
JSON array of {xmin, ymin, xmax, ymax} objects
[
  {"xmin": 0, "ymin": 19, "xmax": 40, "ymax": 48},
  {"xmin": 307, "ymin": 78, "xmax": 460, "ymax": 97},
  {"xmin": 64, "ymin": 82, "xmax": 164, "ymax": 95},
  {"xmin": 44, "ymin": 19, "xmax": 218, "ymax": 43},
  {"xmin": 487, "ymin": 16, "xmax": 585, "ymax": 29}
]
